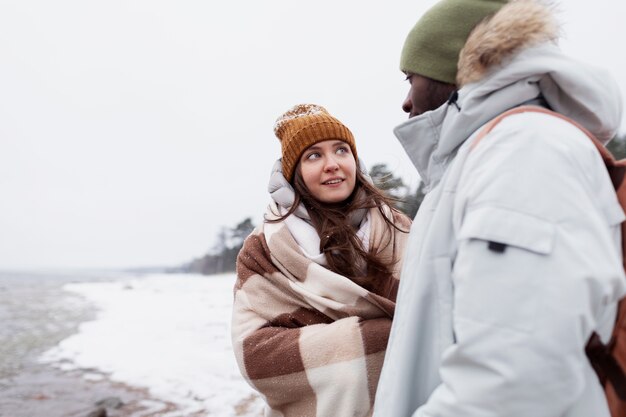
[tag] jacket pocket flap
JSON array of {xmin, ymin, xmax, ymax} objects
[{"xmin": 459, "ymin": 206, "xmax": 555, "ymax": 255}]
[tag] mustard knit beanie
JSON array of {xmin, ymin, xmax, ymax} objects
[
  {"xmin": 274, "ymin": 104, "xmax": 357, "ymax": 182},
  {"xmin": 400, "ymin": 0, "xmax": 509, "ymax": 84}
]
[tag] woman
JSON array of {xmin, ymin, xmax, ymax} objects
[{"xmin": 232, "ymin": 104, "xmax": 410, "ymax": 417}]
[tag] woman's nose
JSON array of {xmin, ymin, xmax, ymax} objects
[{"xmin": 324, "ymin": 156, "xmax": 339, "ymax": 171}]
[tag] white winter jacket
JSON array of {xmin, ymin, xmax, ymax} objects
[{"xmin": 373, "ymin": 2, "xmax": 626, "ymax": 417}]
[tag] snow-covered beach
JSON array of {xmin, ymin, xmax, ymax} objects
[{"xmin": 37, "ymin": 273, "xmax": 263, "ymax": 417}]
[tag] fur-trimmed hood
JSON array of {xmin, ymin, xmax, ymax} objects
[
  {"xmin": 394, "ymin": 0, "xmax": 623, "ymax": 191},
  {"xmin": 456, "ymin": 0, "xmax": 559, "ymax": 87}
]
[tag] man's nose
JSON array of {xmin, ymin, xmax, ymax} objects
[{"xmin": 402, "ymin": 93, "xmax": 412, "ymax": 114}]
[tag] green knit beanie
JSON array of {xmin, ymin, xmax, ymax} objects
[{"xmin": 400, "ymin": 0, "xmax": 509, "ymax": 84}]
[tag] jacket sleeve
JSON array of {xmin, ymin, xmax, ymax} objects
[
  {"xmin": 232, "ymin": 231, "xmax": 391, "ymax": 414},
  {"xmin": 416, "ymin": 114, "xmax": 626, "ymax": 417}
]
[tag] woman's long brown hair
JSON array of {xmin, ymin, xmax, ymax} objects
[{"xmin": 268, "ymin": 162, "xmax": 408, "ymax": 291}]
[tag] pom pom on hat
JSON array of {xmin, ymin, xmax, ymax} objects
[{"xmin": 274, "ymin": 104, "xmax": 356, "ymax": 182}]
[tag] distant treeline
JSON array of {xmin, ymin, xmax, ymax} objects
[
  {"xmin": 181, "ymin": 218, "xmax": 255, "ymax": 276},
  {"xmin": 184, "ymin": 134, "xmax": 626, "ymax": 276}
]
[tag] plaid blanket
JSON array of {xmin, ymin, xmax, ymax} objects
[{"xmin": 232, "ymin": 202, "xmax": 410, "ymax": 417}]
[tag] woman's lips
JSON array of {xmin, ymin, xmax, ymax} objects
[{"xmin": 322, "ymin": 178, "xmax": 344, "ymax": 186}]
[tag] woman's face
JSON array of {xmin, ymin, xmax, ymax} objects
[{"xmin": 298, "ymin": 140, "xmax": 357, "ymax": 204}]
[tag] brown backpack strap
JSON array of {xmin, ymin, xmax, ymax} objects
[
  {"xmin": 472, "ymin": 105, "xmax": 601, "ymax": 149},
  {"xmin": 587, "ymin": 332, "xmax": 626, "ymax": 400},
  {"xmin": 472, "ymin": 105, "xmax": 626, "ymax": 401}
]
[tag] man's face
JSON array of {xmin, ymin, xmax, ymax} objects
[{"xmin": 402, "ymin": 73, "xmax": 456, "ymax": 118}]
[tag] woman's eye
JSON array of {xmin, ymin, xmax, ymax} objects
[
  {"xmin": 306, "ymin": 152, "xmax": 320, "ymax": 160},
  {"xmin": 336, "ymin": 146, "xmax": 349, "ymax": 154}
]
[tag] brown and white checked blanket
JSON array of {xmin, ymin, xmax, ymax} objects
[{"xmin": 232, "ymin": 202, "xmax": 410, "ymax": 417}]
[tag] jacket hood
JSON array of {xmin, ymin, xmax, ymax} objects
[
  {"xmin": 268, "ymin": 159, "xmax": 311, "ymax": 220},
  {"xmin": 395, "ymin": 0, "xmax": 623, "ymax": 190}
]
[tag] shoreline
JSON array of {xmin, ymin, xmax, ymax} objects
[
  {"xmin": 0, "ymin": 273, "xmax": 189, "ymax": 417},
  {"xmin": 0, "ymin": 271, "xmax": 187, "ymax": 417},
  {"xmin": 0, "ymin": 272, "xmax": 262, "ymax": 417}
]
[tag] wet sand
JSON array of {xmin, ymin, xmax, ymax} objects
[{"xmin": 0, "ymin": 360, "xmax": 186, "ymax": 417}]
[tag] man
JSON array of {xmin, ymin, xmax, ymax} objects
[{"xmin": 374, "ymin": 0, "xmax": 626, "ymax": 416}]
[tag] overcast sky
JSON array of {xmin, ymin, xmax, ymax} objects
[{"xmin": 1, "ymin": 0, "xmax": 624, "ymax": 270}]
